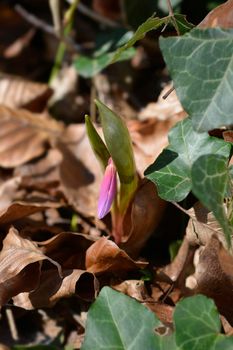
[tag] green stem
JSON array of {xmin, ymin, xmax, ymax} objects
[{"xmin": 49, "ymin": 0, "xmax": 80, "ymax": 84}]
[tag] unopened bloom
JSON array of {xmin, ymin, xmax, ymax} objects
[{"xmin": 98, "ymin": 158, "xmax": 117, "ymax": 219}]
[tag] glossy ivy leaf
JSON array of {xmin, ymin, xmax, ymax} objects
[
  {"xmin": 145, "ymin": 118, "xmax": 231, "ymax": 202},
  {"xmin": 174, "ymin": 294, "xmax": 233, "ymax": 350},
  {"xmin": 81, "ymin": 287, "xmax": 161, "ymax": 350},
  {"xmin": 191, "ymin": 154, "xmax": 232, "ymax": 246},
  {"xmin": 160, "ymin": 28, "xmax": 233, "ymax": 132},
  {"xmin": 112, "ymin": 14, "xmax": 193, "ymax": 63},
  {"xmin": 81, "ymin": 288, "xmax": 233, "ymax": 350}
]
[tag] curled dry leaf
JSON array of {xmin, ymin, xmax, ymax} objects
[
  {"xmin": 162, "ymin": 235, "xmax": 196, "ymax": 284},
  {"xmin": 112, "ymin": 280, "xmax": 149, "ymax": 301},
  {"xmin": 188, "ymin": 235, "xmax": 233, "ymax": 325},
  {"xmin": 13, "ymin": 269, "xmax": 98, "ymax": 309},
  {"xmin": 0, "ymin": 105, "xmax": 63, "ymax": 168},
  {"xmin": 186, "ymin": 202, "xmax": 225, "ymax": 248},
  {"xmin": 0, "ymin": 73, "xmax": 53, "ymax": 112},
  {"xmin": 120, "ymin": 179, "xmax": 166, "ymax": 257},
  {"xmin": 40, "ymin": 232, "xmax": 96, "ymax": 270},
  {"xmin": 0, "ymin": 197, "xmax": 62, "ymax": 225},
  {"xmin": 0, "ymin": 227, "xmax": 62, "ymax": 306},
  {"xmin": 85, "ymin": 237, "xmax": 147, "ymax": 275},
  {"xmin": 198, "ymin": 0, "xmax": 233, "ymax": 28}
]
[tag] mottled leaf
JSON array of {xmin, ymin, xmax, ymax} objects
[
  {"xmin": 160, "ymin": 28, "xmax": 233, "ymax": 132},
  {"xmin": 145, "ymin": 118, "xmax": 231, "ymax": 202},
  {"xmin": 191, "ymin": 154, "xmax": 232, "ymax": 245}
]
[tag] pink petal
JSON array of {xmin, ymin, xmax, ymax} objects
[{"xmin": 98, "ymin": 158, "xmax": 117, "ymax": 219}]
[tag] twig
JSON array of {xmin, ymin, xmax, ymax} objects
[
  {"xmin": 162, "ymin": 86, "xmax": 175, "ymax": 99},
  {"xmin": 166, "ymin": 0, "xmax": 180, "ymax": 36},
  {"xmin": 15, "ymin": 4, "xmax": 55, "ymax": 35},
  {"xmin": 66, "ymin": 0, "xmax": 120, "ymax": 28},
  {"xmin": 15, "ymin": 4, "xmax": 82, "ymax": 54},
  {"xmin": 6, "ymin": 308, "xmax": 19, "ymax": 341}
]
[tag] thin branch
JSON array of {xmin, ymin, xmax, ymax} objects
[
  {"xmin": 66, "ymin": 0, "xmax": 120, "ymax": 28},
  {"xmin": 6, "ymin": 308, "xmax": 19, "ymax": 341},
  {"xmin": 162, "ymin": 86, "xmax": 175, "ymax": 99},
  {"xmin": 15, "ymin": 4, "xmax": 83, "ymax": 54},
  {"xmin": 166, "ymin": 0, "xmax": 180, "ymax": 35}
]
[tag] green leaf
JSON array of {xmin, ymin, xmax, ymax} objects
[
  {"xmin": 191, "ymin": 154, "xmax": 232, "ymax": 245},
  {"xmin": 13, "ymin": 346, "xmax": 57, "ymax": 350},
  {"xmin": 112, "ymin": 16, "xmax": 168, "ymax": 63},
  {"xmin": 74, "ymin": 29, "xmax": 135, "ymax": 78},
  {"xmin": 74, "ymin": 48, "xmax": 135, "ymax": 78},
  {"xmin": 172, "ymin": 14, "xmax": 194, "ymax": 35},
  {"xmin": 145, "ymin": 118, "xmax": 231, "ymax": 202},
  {"xmin": 85, "ymin": 115, "xmax": 110, "ymax": 170},
  {"xmin": 82, "ymin": 288, "xmax": 233, "ymax": 350},
  {"xmin": 159, "ymin": 28, "xmax": 233, "ymax": 132},
  {"xmin": 174, "ymin": 295, "xmax": 222, "ymax": 350},
  {"xmin": 81, "ymin": 287, "xmax": 161, "ymax": 350},
  {"xmin": 112, "ymin": 14, "xmax": 193, "ymax": 63},
  {"xmin": 95, "ymin": 100, "xmax": 138, "ymax": 214}
]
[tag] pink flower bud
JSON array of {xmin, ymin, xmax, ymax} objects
[{"xmin": 98, "ymin": 158, "xmax": 117, "ymax": 219}]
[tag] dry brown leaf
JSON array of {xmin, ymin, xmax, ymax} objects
[
  {"xmin": 13, "ymin": 269, "xmax": 98, "ymax": 309},
  {"xmin": 113, "ymin": 279, "xmax": 174, "ymax": 325},
  {"xmin": 199, "ymin": 0, "xmax": 233, "ymax": 28},
  {"xmin": 162, "ymin": 235, "xmax": 195, "ymax": 283},
  {"xmin": 138, "ymin": 83, "xmax": 184, "ymax": 121},
  {"xmin": 15, "ymin": 149, "xmax": 62, "ymax": 191},
  {"xmin": 186, "ymin": 202, "xmax": 225, "ymax": 247},
  {"xmin": 0, "ymin": 200, "xmax": 62, "ymax": 225},
  {"xmin": 120, "ymin": 179, "xmax": 166, "ymax": 257},
  {"xmin": 129, "ymin": 113, "xmax": 185, "ymax": 177},
  {"xmin": 223, "ymin": 130, "xmax": 233, "ymax": 143},
  {"xmin": 0, "ymin": 105, "xmax": 63, "ymax": 168},
  {"xmin": 58, "ymin": 124, "xmax": 102, "ymax": 217},
  {"xmin": 92, "ymin": 0, "xmax": 121, "ymax": 20},
  {"xmin": 146, "ymin": 303, "xmax": 174, "ymax": 326},
  {"xmin": 3, "ymin": 28, "xmax": 35, "ymax": 58},
  {"xmin": 113, "ymin": 280, "xmax": 149, "ymax": 301},
  {"xmin": 0, "ymin": 227, "xmax": 62, "ymax": 306},
  {"xmin": 0, "ymin": 176, "xmax": 21, "ymax": 211},
  {"xmin": 86, "ymin": 237, "xmax": 147, "ymax": 274},
  {"xmin": 40, "ymin": 232, "xmax": 96, "ymax": 270},
  {"xmin": 188, "ymin": 235, "xmax": 233, "ymax": 325},
  {"xmin": 0, "ymin": 73, "xmax": 53, "ymax": 112}
]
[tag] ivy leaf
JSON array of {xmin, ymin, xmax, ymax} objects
[
  {"xmin": 81, "ymin": 287, "xmax": 161, "ymax": 350},
  {"xmin": 145, "ymin": 118, "xmax": 231, "ymax": 202},
  {"xmin": 174, "ymin": 294, "xmax": 233, "ymax": 350},
  {"xmin": 191, "ymin": 154, "xmax": 232, "ymax": 246},
  {"xmin": 81, "ymin": 288, "xmax": 233, "ymax": 350},
  {"xmin": 160, "ymin": 28, "xmax": 233, "ymax": 132}
]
